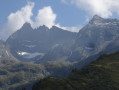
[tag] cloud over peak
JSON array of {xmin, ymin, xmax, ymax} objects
[
  {"xmin": 7, "ymin": 2, "xmax": 34, "ymax": 31},
  {"xmin": 62, "ymin": 0, "xmax": 119, "ymax": 18},
  {"xmin": 0, "ymin": 1, "xmax": 82, "ymax": 40},
  {"xmin": 32, "ymin": 6, "xmax": 56, "ymax": 29},
  {"xmin": 1, "ymin": 2, "xmax": 56, "ymax": 40},
  {"xmin": 1, "ymin": 2, "xmax": 34, "ymax": 40}
]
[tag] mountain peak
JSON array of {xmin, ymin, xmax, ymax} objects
[
  {"xmin": 21, "ymin": 23, "xmax": 32, "ymax": 30},
  {"xmin": 51, "ymin": 26, "xmax": 63, "ymax": 31},
  {"xmin": 37, "ymin": 25, "xmax": 49, "ymax": 31},
  {"xmin": 51, "ymin": 26, "xmax": 59, "ymax": 29},
  {"xmin": 89, "ymin": 15, "xmax": 104, "ymax": 24},
  {"xmin": 23, "ymin": 23, "xmax": 31, "ymax": 27},
  {"xmin": 93, "ymin": 15, "xmax": 102, "ymax": 20}
]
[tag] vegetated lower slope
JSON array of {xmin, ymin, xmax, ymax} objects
[
  {"xmin": 0, "ymin": 39, "xmax": 74, "ymax": 90},
  {"xmin": 32, "ymin": 52, "xmax": 119, "ymax": 90},
  {"xmin": 0, "ymin": 60, "xmax": 74, "ymax": 90},
  {"xmin": 0, "ymin": 62, "xmax": 47, "ymax": 90}
]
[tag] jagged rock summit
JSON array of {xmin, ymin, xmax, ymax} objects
[
  {"xmin": 6, "ymin": 23, "xmax": 77, "ymax": 62},
  {"xmin": 35, "ymin": 15, "xmax": 119, "ymax": 66}
]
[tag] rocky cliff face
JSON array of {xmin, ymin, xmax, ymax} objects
[
  {"xmin": 68, "ymin": 15, "xmax": 119, "ymax": 62},
  {"xmin": 0, "ymin": 39, "xmax": 18, "ymax": 66},
  {"xmin": 6, "ymin": 23, "xmax": 77, "ymax": 62},
  {"xmin": 0, "ymin": 39, "xmax": 14, "ymax": 58},
  {"xmin": 36, "ymin": 15, "xmax": 119, "ymax": 65},
  {"xmin": 6, "ymin": 15, "xmax": 119, "ymax": 66}
]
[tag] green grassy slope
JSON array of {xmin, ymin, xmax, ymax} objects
[{"xmin": 32, "ymin": 52, "xmax": 119, "ymax": 90}]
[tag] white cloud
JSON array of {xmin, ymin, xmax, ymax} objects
[
  {"xmin": 0, "ymin": 1, "xmax": 82, "ymax": 40},
  {"xmin": 1, "ymin": 2, "xmax": 34, "ymax": 40},
  {"xmin": 62, "ymin": 0, "xmax": 119, "ymax": 18},
  {"xmin": 1, "ymin": 2, "xmax": 57, "ymax": 40},
  {"xmin": 32, "ymin": 6, "xmax": 56, "ymax": 29},
  {"xmin": 55, "ymin": 24, "xmax": 82, "ymax": 32}
]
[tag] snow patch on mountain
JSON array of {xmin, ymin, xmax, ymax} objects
[
  {"xmin": 24, "ymin": 45, "xmax": 36, "ymax": 48},
  {"xmin": 17, "ymin": 51, "xmax": 45, "ymax": 59},
  {"xmin": 85, "ymin": 47, "xmax": 93, "ymax": 50}
]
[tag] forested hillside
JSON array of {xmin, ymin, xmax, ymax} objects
[{"xmin": 32, "ymin": 52, "xmax": 119, "ymax": 90}]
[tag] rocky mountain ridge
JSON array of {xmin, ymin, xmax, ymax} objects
[{"xmin": 6, "ymin": 23, "xmax": 77, "ymax": 62}]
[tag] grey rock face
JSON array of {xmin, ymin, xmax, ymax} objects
[
  {"xmin": 0, "ymin": 40, "xmax": 18, "ymax": 66},
  {"xmin": 68, "ymin": 15, "xmax": 119, "ymax": 62},
  {"xmin": 0, "ymin": 40, "xmax": 12, "ymax": 58},
  {"xmin": 6, "ymin": 15, "xmax": 119, "ymax": 66},
  {"xmin": 6, "ymin": 23, "xmax": 77, "ymax": 62},
  {"xmin": 39, "ymin": 15, "xmax": 119, "ymax": 65}
]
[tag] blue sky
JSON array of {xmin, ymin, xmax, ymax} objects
[
  {"xmin": 1, "ymin": 0, "xmax": 119, "ymax": 40},
  {"xmin": 0, "ymin": 0, "xmax": 86, "ymax": 28}
]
